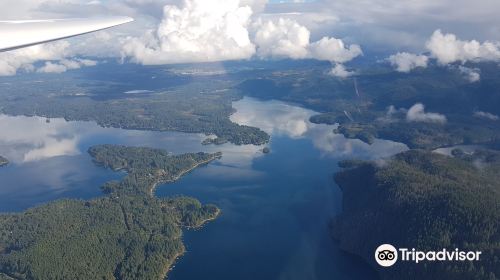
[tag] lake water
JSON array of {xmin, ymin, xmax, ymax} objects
[{"xmin": 0, "ymin": 97, "xmax": 408, "ymax": 279}]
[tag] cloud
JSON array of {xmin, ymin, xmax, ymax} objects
[
  {"xmin": 37, "ymin": 59, "xmax": 98, "ymax": 74},
  {"xmin": 426, "ymin": 29, "xmax": 500, "ymax": 65},
  {"xmin": 37, "ymin": 62, "xmax": 68, "ymax": 74},
  {"xmin": 379, "ymin": 105, "xmax": 407, "ymax": 122},
  {"xmin": 308, "ymin": 36, "xmax": 362, "ymax": 63},
  {"xmin": 388, "ymin": 52, "xmax": 428, "ymax": 72},
  {"xmin": 457, "ymin": 66, "xmax": 480, "ymax": 83},
  {"xmin": 3, "ymin": 0, "xmax": 500, "ymax": 65},
  {"xmin": 231, "ymin": 97, "xmax": 408, "ymax": 159},
  {"xmin": 0, "ymin": 0, "xmax": 168, "ymax": 75},
  {"xmin": 241, "ymin": 0, "xmax": 269, "ymax": 13},
  {"xmin": 474, "ymin": 111, "xmax": 499, "ymax": 121},
  {"xmin": 253, "ymin": 17, "xmax": 361, "ymax": 76},
  {"xmin": 0, "ymin": 25, "xmax": 100, "ymax": 76},
  {"xmin": 0, "ymin": 115, "xmax": 81, "ymax": 163},
  {"xmin": 273, "ymin": 0, "xmax": 500, "ymax": 52},
  {"xmin": 23, "ymin": 138, "xmax": 80, "ymax": 162},
  {"xmin": 253, "ymin": 17, "xmax": 362, "ymax": 63},
  {"xmin": 122, "ymin": 0, "xmax": 256, "ymax": 64},
  {"xmin": 0, "ymin": 0, "xmax": 364, "ymax": 76},
  {"xmin": 8, "ymin": 0, "xmax": 500, "ymax": 78},
  {"xmin": 328, "ymin": 64, "xmax": 353, "ymax": 78},
  {"xmin": 385, "ymin": 30, "xmax": 499, "ymax": 81},
  {"xmin": 406, "ymin": 103, "xmax": 447, "ymax": 124},
  {"xmin": 122, "ymin": 0, "xmax": 362, "ymax": 70},
  {"xmin": 0, "ymin": 41, "xmax": 69, "ymax": 76},
  {"xmin": 253, "ymin": 17, "xmax": 310, "ymax": 59}
]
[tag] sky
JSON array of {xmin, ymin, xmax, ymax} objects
[{"xmin": 0, "ymin": 0, "xmax": 500, "ymax": 77}]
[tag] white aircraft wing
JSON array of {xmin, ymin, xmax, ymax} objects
[{"xmin": 0, "ymin": 17, "xmax": 133, "ymax": 52}]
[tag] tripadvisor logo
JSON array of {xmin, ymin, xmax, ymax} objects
[
  {"xmin": 375, "ymin": 244, "xmax": 482, "ymax": 267},
  {"xmin": 375, "ymin": 244, "xmax": 398, "ymax": 267}
]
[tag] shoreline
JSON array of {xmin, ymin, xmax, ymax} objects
[
  {"xmin": 149, "ymin": 154, "xmax": 222, "ymax": 197},
  {"xmin": 161, "ymin": 207, "xmax": 221, "ymax": 280},
  {"xmin": 153, "ymin": 155, "xmax": 222, "ymax": 279}
]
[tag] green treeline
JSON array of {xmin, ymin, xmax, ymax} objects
[
  {"xmin": 0, "ymin": 145, "xmax": 221, "ymax": 280},
  {"xmin": 88, "ymin": 144, "xmax": 222, "ymax": 195},
  {"xmin": 333, "ymin": 149, "xmax": 500, "ymax": 280}
]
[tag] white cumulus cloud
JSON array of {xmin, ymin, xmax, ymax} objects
[
  {"xmin": 0, "ymin": 41, "xmax": 70, "ymax": 76},
  {"xmin": 388, "ymin": 52, "xmax": 428, "ymax": 72},
  {"xmin": 122, "ymin": 0, "xmax": 256, "ymax": 64},
  {"xmin": 253, "ymin": 17, "xmax": 362, "ymax": 77},
  {"xmin": 37, "ymin": 59, "xmax": 98, "ymax": 74},
  {"xmin": 406, "ymin": 103, "xmax": 447, "ymax": 124},
  {"xmin": 328, "ymin": 64, "xmax": 353, "ymax": 78},
  {"xmin": 308, "ymin": 36, "xmax": 362, "ymax": 64},
  {"xmin": 253, "ymin": 17, "xmax": 310, "ymax": 59},
  {"xmin": 122, "ymin": 0, "xmax": 362, "ymax": 72},
  {"xmin": 385, "ymin": 30, "xmax": 500, "ymax": 82},
  {"xmin": 426, "ymin": 29, "xmax": 500, "ymax": 65}
]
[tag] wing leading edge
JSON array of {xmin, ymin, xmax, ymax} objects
[{"xmin": 0, "ymin": 17, "xmax": 133, "ymax": 52}]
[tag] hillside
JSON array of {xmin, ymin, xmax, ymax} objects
[{"xmin": 333, "ymin": 149, "xmax": 500, "ymax": 280}]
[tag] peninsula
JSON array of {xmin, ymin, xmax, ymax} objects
[{"xmin": 0, "ymin": 145, "xmax": 221, "ymax": 280}]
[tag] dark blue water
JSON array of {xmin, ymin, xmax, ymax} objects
[
  {"xmin": 0, "ymin": 154, "xmax": 122, "ymax": 212},
  {"xmin": 156, "ymin": 136, "xmax": 377, "ymax": 280},
  {"xmin": 0, "ymin": 98, "xmax": 407, "ymax": 279}
]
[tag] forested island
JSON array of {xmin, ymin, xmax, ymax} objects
[
  {"xmin": 0, "ymin": 156, "xmax": 7, "ymax": 167},
  {"xmin": 0, "ymin": 145, "xmax": 221, "ymax": 280},
  {"xmin": 333, "ymin": 149, "xmax": 500, "ymax": 280}
]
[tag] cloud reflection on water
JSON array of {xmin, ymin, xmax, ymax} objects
[
  {"xmin": 0, "ymin": 115, "xmax": 81, "ymax": 163},
  {"xmin": 231, "ymin": 97, "xmax": 408, "ymax": 160}
]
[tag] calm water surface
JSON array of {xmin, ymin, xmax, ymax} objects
[{"xmin": 0, "ymin": 97, "xmax": 408, "ymax": 279}]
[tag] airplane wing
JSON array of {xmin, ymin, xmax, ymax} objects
[{"xmin": 0, "ymin": 17, "xmax": 133, "ymax": 52}]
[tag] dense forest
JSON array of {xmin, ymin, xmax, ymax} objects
[
  {"xmin": 333, "ymin": 149, "xmax": 500, "ymax": 280},
  {"xmin": 88, "ymin": 145, "xmax": 222, "ymax": 195},
  {"xmin": 0, "ymin": 145, "xmax": 221, "ymax": 280},
  {"xmin": 0, "ymin": 156, "xmax": 7, "ymax": 167}
]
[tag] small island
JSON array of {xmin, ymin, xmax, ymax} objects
[
  {"xmin": 0, "ymin": 156, "xmax": 7, "ymax": 167},
  {"xmin": 0, "ymin": 145, "xmax": 221, "ymax": 280},
  {"xmin": 333, "ymin": 150, "xmax": 500, "ymax": 280}
]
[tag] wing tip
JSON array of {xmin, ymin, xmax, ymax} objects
[
  {"xmin": 108, "ymin": 16, "xmax": 134, "ymax": 27},
  {"xmin": 121, "ymin": 16, "xmax": 135, "ymax": 24},
  {"xmin": 0, "ymin": 16, "xmax": 135, "ymax": 52}
]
